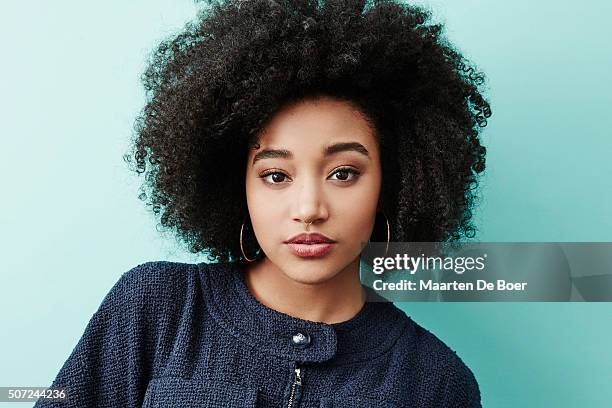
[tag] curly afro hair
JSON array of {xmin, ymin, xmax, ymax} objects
[{"xmin": 124, "ymin": 0, "xmax": 492, "ymax": 263}]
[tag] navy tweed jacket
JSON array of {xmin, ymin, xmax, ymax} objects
[{"xmin": 35, "ymin": 261, "xmax": 481, "ymax": 407}]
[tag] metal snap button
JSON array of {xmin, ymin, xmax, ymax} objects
[{"xmin": 291, "ymin": 332, "xmax": 311, "ymax": 347}]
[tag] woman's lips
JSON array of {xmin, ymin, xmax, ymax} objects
[{"xmin": 286, "ymin": 242, "xmax": 335, "ymax": 258}]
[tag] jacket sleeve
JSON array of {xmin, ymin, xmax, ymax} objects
[{"xmin": 34, "ymin": 263, "xmax": 158, "ymax": 408}]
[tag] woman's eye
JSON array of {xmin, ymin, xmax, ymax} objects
[
  {"xmin": 330, "ymin": 167, "xmax": 360, "ymax": 182},
  {"xmin": 260, "ymin": 172, "xmax": 289, "ymax": 184}
]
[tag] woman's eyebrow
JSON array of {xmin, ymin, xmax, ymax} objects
[{"xmin": 252, "ymin": 142, "xmax": 370, "ymax": 166}]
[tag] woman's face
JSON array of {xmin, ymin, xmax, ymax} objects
[{"xmin": 245, "ymin": 96, "xmax": 382, "ymax": 285}]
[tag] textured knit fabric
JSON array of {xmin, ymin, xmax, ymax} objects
[{"xmin": 35, "ymin": 261, "xmax": 482, "ymax": 407}]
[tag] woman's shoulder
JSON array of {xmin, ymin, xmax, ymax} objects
[
  {"xmin": 119, "ymin": 260, "xmax": 226, "ymax": 283},
  {"xmin": 109, "ymin": 261, "xmax": 198, "ymax": 301},
  {"xmin": 99, "ymin": 260, "xmax": 207, "ymax": 323},
  {"xmin": 117, "ymin": 260, "xmax": 199, "ymax": 288},
  {"xmin": 410, "ymin": 318, "xmax": 470, "ymax": 366},
  {"xmin": 111, "ymin": 260, "xmax": 235, "ymax": 313},
  {"xmin": 393, "ymin": 310, "xmax": 482, "ymax": 406}
]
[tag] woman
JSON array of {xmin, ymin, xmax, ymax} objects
[{"xmin": 37, "ymin": 0, "xmax": 490, "ymax": 406}]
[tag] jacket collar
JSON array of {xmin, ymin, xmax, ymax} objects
[{"xmin": 199, "ymin": 261, "xmax": 410, "ymax": 365}]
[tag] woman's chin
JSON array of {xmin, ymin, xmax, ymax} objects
[{"xmin": 278, "ymin": 259, "xmax": 348, "ymax": 285}]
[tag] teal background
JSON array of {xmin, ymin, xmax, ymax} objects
[{"xmin": 1, "ymin": 0, "xmax": 611, "ymax": 407}]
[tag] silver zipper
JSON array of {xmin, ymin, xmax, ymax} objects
[{"xmin": 286, "ymin": 366, "xmax": 302, "ymax": 408}]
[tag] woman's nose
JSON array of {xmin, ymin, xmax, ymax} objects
[{"xmin": 291, "ymin": 178, "xmax": 329, "ymax": 225}]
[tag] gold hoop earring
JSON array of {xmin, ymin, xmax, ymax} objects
[
  {"xmin": 240, "ymin": 220, "xmax": 258, "ymax": 262},
  {"xmin": 369, "ymin": 211, "xmax": 390, "ymax": 256}
]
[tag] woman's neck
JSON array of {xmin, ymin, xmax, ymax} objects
[{"xmin": 242, "ymin": 257, "xmax": 366, "ymax": 324}]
